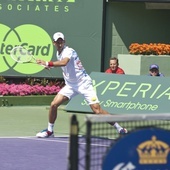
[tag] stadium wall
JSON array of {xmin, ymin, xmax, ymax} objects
[{"xmin": 103, "ymin": 2, "xmax": 170, "ymax": 75}]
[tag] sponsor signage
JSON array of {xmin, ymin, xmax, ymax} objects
[
  {"xmin": 102, "ymin": 128, "xmax": 170, "ymax": 170},
  {"xmin": 65, "ymin": 72, "xmax": 170, "ymax": 114},
  {"xmin": 0, "ymin": 24, "xmax": 53, "ymax": 75},
  {"xmin": 0, "ymin": 0, "xmax": 103, "ymax": 77}
]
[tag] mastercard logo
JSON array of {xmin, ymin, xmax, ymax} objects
[{"xmin": 0, "ymin": 24, "xmax": 53, "ymax": 74}]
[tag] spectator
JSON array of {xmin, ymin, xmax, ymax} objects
[
  {"xmin": 105, "ymin": 57, "xmax": 125, "ymax": 74},
  {"xmin": 148, "ymin": 64, "xmax": 164, "ymax": 77}
]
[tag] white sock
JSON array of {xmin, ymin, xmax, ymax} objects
[
  {"xmin": 113, "ymin": 122, "xmax": 122, "ymax": 132},
  {"xmin": 48, "ymin": 122, "xmax": 54, "ymax": 132}
]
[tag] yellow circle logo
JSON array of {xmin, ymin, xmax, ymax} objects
[{"xmin": 0, "ymin": 24, "xmax": 53, "ymax": 74}]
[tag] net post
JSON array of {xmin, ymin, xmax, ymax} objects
[
  {"xmin": 85, "ymin": 120, "xmax": 92, "ymax": 170},
  {"xmin": 68, "ymin": 114, "xmax": 79, "ymax": 170}
]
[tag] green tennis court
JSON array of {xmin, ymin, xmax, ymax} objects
[{"xmin": 0, "ymin": 105, "xmax": 86, "ymax": 137}]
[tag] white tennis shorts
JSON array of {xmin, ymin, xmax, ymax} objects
[{"xmin": 59, "ymin": 76, "xmax": 99, "ymax": 105}]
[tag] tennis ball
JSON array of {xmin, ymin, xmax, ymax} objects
[{"xmin": 91, "ymin": 97, "xmax": 96, "ymax": 101}]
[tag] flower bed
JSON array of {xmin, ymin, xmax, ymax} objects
[
  {"xmin": 0, "ymin": 83, "xmax": 61, "ymax": 96},
  {"xmin": 0, "ymin": 76, "xmax": 65, "ymax": 96},
  {"xmin": 129, "ymin": 43, "xmax": 170, "ymax": 55},
  {"xmin": 0, "ymin": 77, "xmax": 64, "ymax": 105}
]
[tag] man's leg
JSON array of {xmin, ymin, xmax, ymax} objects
[
  {"xmin": 78, "ymin": 77, "xmax": 127, "ymax": 134},
  {"xmin": 90, "ymin": 103, "xmax": 128, "ymax": 134},
  {"xmin": 36, "ymin": 94, "xmax": 69, "ymax": 138}
]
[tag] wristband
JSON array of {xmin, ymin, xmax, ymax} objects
[{"xmin": 46, "ymin": 61, "xmax": 54, "ymax": 67}]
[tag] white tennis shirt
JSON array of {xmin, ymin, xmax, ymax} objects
[{"xmin": 56, "ymin": 46, "xmax": 89, "ymax": 84}]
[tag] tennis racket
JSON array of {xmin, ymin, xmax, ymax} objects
[{"xmin": 10, "ymin": 46, "xmax": 45, "ymax": 67}]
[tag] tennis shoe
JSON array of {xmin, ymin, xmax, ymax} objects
[
  {"xmin": 119, "ymin": 128, "xmax": 128, "ymax": 134},
  {"xmin": 36, "ymin": 129, "xmax": 54, "ymax": 138}
]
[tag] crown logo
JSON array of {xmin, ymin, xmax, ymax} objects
[{"xmin": 137, "ymin": 136, "xmax": 170, "ymax": 164}]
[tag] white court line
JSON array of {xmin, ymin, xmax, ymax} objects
[
  {"xmin": 0, "ymin": 136, "xmax": 34, "ymax": 139},
  {"xmin": 19, "ymin": 136, "xmax": 69, "ymax": 143},
  {"xmin": 0, "ymin": 136, "xmax": 69, "ymax": 143},
  {"xmin": 0, "ymin": 136, "xmax": 111, "ymax": 147}
]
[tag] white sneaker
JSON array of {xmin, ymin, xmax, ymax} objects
[
  {"xmin": 119, "ymin": 128, "xmax": 128, "ymax": 134},
  {"xmin": 36, "ymin": 129, "xmax": 54, "ymax": 138}
]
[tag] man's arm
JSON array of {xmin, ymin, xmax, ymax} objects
[{"xmin": 36, "ymin": 57, "xmax": 70, "ymax": 67}]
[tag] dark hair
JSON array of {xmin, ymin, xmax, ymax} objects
[{"xmin": 110, "ymin": 57, "xmax": 119, "ymax": 64}]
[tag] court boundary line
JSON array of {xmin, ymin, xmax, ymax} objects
[
  {"xmin": 0, "ymin": 136, "xmax": 111, "ymax": 147},
  {"xmin": 0, "ymin": 136, "xmax": 69, "ymax": 143}
]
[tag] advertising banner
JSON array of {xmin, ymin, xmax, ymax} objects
[
  {"xmin": 0, "ymin": 0, "xmax": 103, "ymax": 78},
  {"xmin": 102, "ymin": 128, "xmax": 170, "ymax": 170},
  {"xmin": 66, "ymin": 72, "xmax": 170, "ymax": 114}
]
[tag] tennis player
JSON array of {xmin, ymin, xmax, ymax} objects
[{"xmin": 36, "ymin": 32, "xmax": 128, "ymax": 138}]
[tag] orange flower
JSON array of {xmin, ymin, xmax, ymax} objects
[{"xmin": 129, "ymin": 43, "xmax": 170, "ymax": 55}]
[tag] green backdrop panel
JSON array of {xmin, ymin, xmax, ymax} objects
[{"xmin": 0, "ymin": 0, "xmax": 103, "ymax": 78}]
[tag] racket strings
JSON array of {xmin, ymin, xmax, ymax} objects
[
  {"xmin": 11, "ymin": 46, "xmax": 33, "ymax": 63},
  {"xmin": 10, "ymin": 46, "xmax": 54, "ymax": 78}
]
